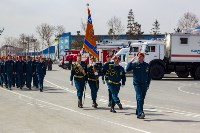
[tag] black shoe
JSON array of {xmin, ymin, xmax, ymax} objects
[
  {"xmin": 40, "ymin": 88, "xmax": 43, "ymax": 92},
  {"xmin": 92, "ymin": 102, "xmax": 98, "ymax": 108},
  {"xmin": 78, "ymin": 99, "xmax": 83, "ymax": 108},
  {"xmin": 117, "ymin": 103, "xmax": 123, "ymax": 110},
  {"xmin": 108, "ymin": 102, "xmax": 111, "ymax": 107},
  {"xmin": 29, "ymin": 87, "xmax": 32, "ymax": 90},
  {"xmin": 137, "ymin": 113, "xmax": 145, "ymax": 119},
  {"xmin": 110, "ymin": 108, "xmax": 116, "ymax": 113},
  {"xmin": 20, "ymin": 87, "xmax": 22, "ymax": 90}
]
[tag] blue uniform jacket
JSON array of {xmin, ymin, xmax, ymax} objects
[
  {"xmin": 5, "ymin": 60, "xmax": 15, "ymax": 74},
  {"xmin": 102, "ymin": 62, "xmax": 114, "ymax": 81},
  {"xmin": 107, "ymin": 64, "xmax": 126, "ymax": 85},
  {"xmin": 70, "ymin": 61, "xmax": 87, "ymax": 81},
  {"xmin": 126, "ymin": 61, "xmax": 151, "ymax": 86},
  {"xmin": 87, "ymin": 64, "xmax": 102, "ymax": 81},
  {"xmin": 36, "ymin": 62, "xmax": 46, "ymax": 76},
  {"xmin": 15, "ymin": 61, "xmax": 25, "ymax": 74},
  {"xmin": 25, "ymin": 60, "xmax": 34, "ymax": 75}
]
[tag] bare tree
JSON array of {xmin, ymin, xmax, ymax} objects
[
  {"xmin": 81, "ymin": 19, "xmax": 87, "ymax": 34},
  {"xmin": 3, "ymin": 37, "xmax": 21, "ymax": 55},
  {"xmin": 178, "ymin": 12, "xmax": 199, "ymax": 30},
  {"xmin": 107, "ymin": 16, "xmax": 125, "ymax": 39},
  {"xmin": 55, "ymin": 25, "xmax": 65, "ymax": 36},
  {"xmin": 36, "ymin": 23, "xmax": 55, "ymax": 58}
]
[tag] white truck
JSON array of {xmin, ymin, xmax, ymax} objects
[{"xmin": 124, "ymin": 32, "xmax": 200, "ymax": 80}]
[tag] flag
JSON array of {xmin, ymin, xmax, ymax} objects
[{"xmin": 83, "ymin": 8, "xmax": 98, "ymax": 58}]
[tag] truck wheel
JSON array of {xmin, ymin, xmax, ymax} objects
[
  {"xmin": 63, "ymin": 64, "xmax": 67, "ymax": 69},
  {"xmin": 176, "ymin": 71, "xmax": 189, "ymax": 78},
  {"xmin": 150, "ymin": 64, "xmax": 165, "ymax": 80},
  {"xmin": 194, "ymin": 66, "xmax": 200, "ymax": 80}
]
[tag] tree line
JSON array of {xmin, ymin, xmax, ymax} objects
[{"xmin": 1, "ymin": 10, "xmax": 199, "ymax": 55}]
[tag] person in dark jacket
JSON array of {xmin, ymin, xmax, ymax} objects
[
  {"xmin": 47, "ymin": 58, "xmax": 53, "ymax": 71},
  {"xmin": 25, "ymin": 56, "xmax": 33, "ymax": 90},
  {"xmin": 126, "ymin": 52, "xmax": 151, "ymax": 119},
  {"xmin": 5, "ymin": 55, "xmax": 15, "ymax": 90},
  {"xmin": 36, "ymin": 57, "xmax": 46, "ymax": 92},
  {"xmin": 15, "ymin": 56, "xmax": 25, "ymax": 89}
]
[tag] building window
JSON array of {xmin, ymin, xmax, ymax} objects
[
  {"xmin": 148, "ymin": 46, "xmax": 156, "ymax": 52},
  {"xmin": 180, "ymin": 38, "xmax": 188, "ymax": 44}
]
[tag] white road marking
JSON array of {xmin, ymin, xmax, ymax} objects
[
  {"xmin": 0, "ymin": 87, "xmax": 151, "ymax": 133},
  {"xmin": 178, "ymin": 84, "xmax": 200, "ymax": 96},
  {"xmin": 45, "ymin": 79, "xmax": 200, "ymax": 119}
]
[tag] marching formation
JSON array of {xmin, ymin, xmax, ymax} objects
[
  {"xmin": 70, "ymin": 52, "xmax": 151, "ymax": 119},
  {"xmin": 0, "ymin": 55, "xmax": 46, "ymax": 92}
]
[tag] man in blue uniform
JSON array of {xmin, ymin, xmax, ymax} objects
[
  {"xmin": 5, "ymin": 55, "xmax": 15, "ymax": 90},
  {"xmin": 87, "ymin": 56, "xmax": 100, "ymax": 108},
  {"xmin": 126, "ymin": 52, "xmax": 151, "ymax": 119},
  {"xmin": 0, "ymin": 57, "xmax": 3, "ymax": 87},
  {"xmin": 1, "ymin": 57, "xmax": 7, "ymax": 88},
  {"xmin": 70, "ymin": 53, "xmax": 87, "ymax": 108},
  {"xmin": 36, "ymin": 57, "xmax": 46, "ymax": 92},
  {"xmin": 102, "ymin": 55, "xmax": 113, "ymax": 107},
  {"xmin": 33, "ymin": 57, "xmax": 39, "ymax": 88},
  {"xmin": 107, "ymin": 56, "xmax": 126, "ymax": 113},
  {"xmin": 25, "ymin": 56, "xmax": 33, "ymax": 90},
  {"xmin": 15, "ymin": 56, "xmax": 25, "ymax": 89}
]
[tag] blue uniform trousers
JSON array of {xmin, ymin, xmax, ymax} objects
[
  {"xmin": 134, "ymin": 84, "xmax": 148, "ymax": 116},
  {"xmin": 17, "ymin": 73, "xmax": 24, "ymax": 88},
  {"xmin": 106, "ymin": 80, "xmax": 112, "ymax": 103},
  {"xmin": 2, "ymin": 74, "xmax": 7, "ymax": 87},
  {"xmin": 88, "ymin": 81, "xmax": 98, "ymax": 102},
  {"xmin": 108, "ymin": 84, "xmax": 121, "ymax": 106},
  {"xmin": 74, "ymin": 78, "xmax": 85, "ymax": 99},
  {"xmin": 37, "ymin": 74, "xmax": 44, "ymax": 89},
  {"xmin": 26, "ymin": 74, "xmax": 32, "ymax": 89},
  {"xmin": 6, "ymin": 73, "xmax": 13, "ymax": 88},
  {"xmin": 33, "ymin": 74, "xmax": 38, "ymax": 88}
]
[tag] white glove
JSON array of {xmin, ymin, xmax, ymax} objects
[
  {"xmin": 70, "ymin": 81, "xmax": 73, "ymax": 86},
  {"xmin": 102, "ymin": 80, "xmax": 105, "ymax": 84},
  {"xmin": 121, "ymin": 85, "xmax": 125, "ymax": 88},
  {"xmin": 85, "ymin": 81, "xmax": 88, "ymax": 86},
  {"xmin": 94, "ymin": 72, "xmax": 98, "ymax": 76}
]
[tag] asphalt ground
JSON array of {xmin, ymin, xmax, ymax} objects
[{"xmin": 0, "ymin": 65, "xmax": 199, "ymax": 133}]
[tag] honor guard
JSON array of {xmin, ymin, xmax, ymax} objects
[
  {"xmin": 126, "ymin": 52, "xmax": 151, "ymax": 119},
  {"xmin": 107, "ymin": 56, "xmax": 126, "ymax": 113},
  {"xmin": 102, "ymin": 55, "xmax": 113, "ymax": 107},
  {"xmin": 36, "ymin": 57, "xmax": 46, "ymax": 92},
  {"xmin": 87, "ymin": 56, "xmax": 100, "ymax": 108},
  {"xmin": 70, "ymin": 53, "xmax": 87, "ymax": 108},
  {"xmin": 5, "ymin": 55, "xmax": 15, "ymax": 90}
]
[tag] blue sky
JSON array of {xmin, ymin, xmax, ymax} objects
[{"xmin": 0, "ymin": 0, "xmax": 200, "ymax": 44}]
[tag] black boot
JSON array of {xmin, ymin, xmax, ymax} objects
[
  {"xmin": 92, "ymin": 101, "xmax": 98, "ymax": 108},
  {"xmin": 117, "ymin": 103, "xmax": 123, "ymax": 110},
  {"xmin": 108, "ymin": 101, "xmax": 111, "ymax": 107},
  {"xmin": 78, "ymin": 98, "xmax": 83, "ymax": 108},
  {"xmin": 110, "ymin": 105, "xmax": 116, "ymax": 113}
]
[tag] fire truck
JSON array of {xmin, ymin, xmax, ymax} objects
[
  {"xmin": 124, "ymin": 30, "xmax": 200, "ymax": 80},
  {"xmin": 59, "ymin": 50, "xmax": 80, "ymax": 69}
]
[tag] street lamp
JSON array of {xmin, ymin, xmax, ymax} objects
[{"xmin": 30, "ymin": 38, "xmax": 37, "ymax": 58}]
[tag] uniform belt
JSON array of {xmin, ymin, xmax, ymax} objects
[
  {"xmin": 108, "ymin": 80, "xmax": 120, "ymax": 84},
  {"xmin": 74, "ymin": 75, "xmax": 84, "ymax": 78},
  {"xmin": 88, "ymin": 78, "xmax": 97, "ymax": 81}
]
